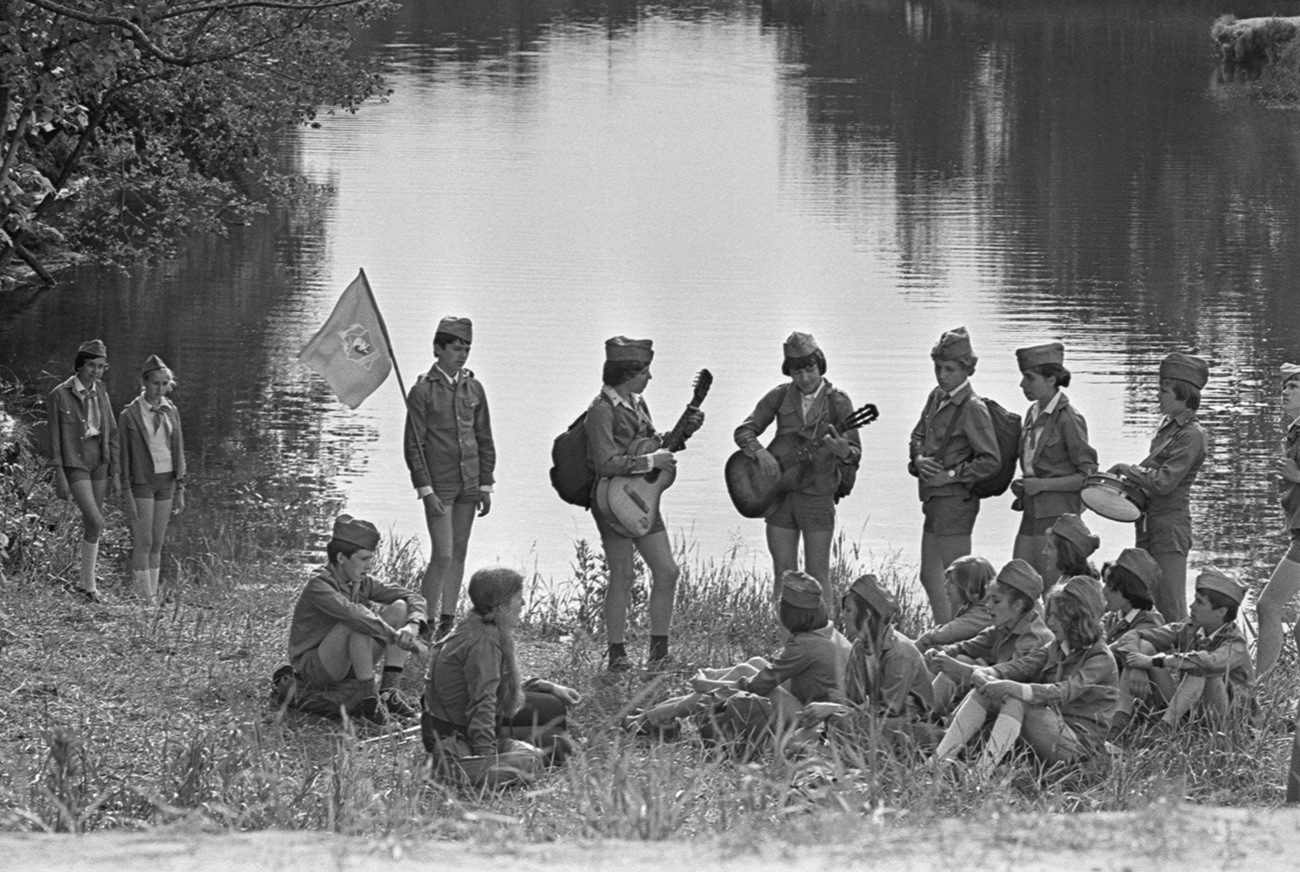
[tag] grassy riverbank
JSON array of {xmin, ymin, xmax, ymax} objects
[{"xmin": 0, "ymin": 387, "xmax": 1296, "ymax": 839}]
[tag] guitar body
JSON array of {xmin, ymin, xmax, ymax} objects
[
  {"xmin": 723, "ymin": 433, "xmax": 813, "ymax": 518},
  {"xmin": 724, "ymin": 402, "xmax": 880, "ymax": 519},
  {"xmin": 595, "ymin": 443, "xmax": 679, "ymax": 538}
]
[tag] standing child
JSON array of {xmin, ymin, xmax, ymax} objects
[
  {"xmin": 1254, "ymin": 363, "xmax": 1300, "ymax": 678},
  {"xmin": 933, "ymin": 576, "xmax": 1118, "ymax": 772},
  {"xmin": 47, "ymin": 339, "xmax": 117, "ymax": 602},
  {"xmin": 403, "ymin": 316, "xmax": 496, "ymax": 639},
  {"xmin": 1109, "ymin": 352, "xmax": 1209, "ymax": 621},
  {"xmin": 734, "ymin": 332, "xmax": 861, "ymax": 614},
  {"xmin": 913, "ymin": 555, "xmax": 996, "ymax": 651},
  {"xmin": 1010, "ymin": 342, "xmax": 1098, "ymax": 589},
  {"xmin": 117, "ymin": 355, "xmax": 186, "ymax": 605},
  {"xmin": 1112, "ymin": 568, "xmax": 1254, "ymax": 730},
  {"xmin": 925, "ymin": 559, "xmax": 1054, "ymax": 714},
  {"xmin": 909, "ymin": 327, "xmax": 1001, "ymax": 624}
]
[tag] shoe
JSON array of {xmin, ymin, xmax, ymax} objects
[
  {"xmin": 380, "ymin": 688, "xmax": 419, "ymax": 719},
  {"xmin": 607, "ymin": 654, "xmax": 633, "ymax": 673},
  {"xmin": 74, "ymin": 587, "xmax": 103, "ymax": 603},
  {"xmin": 357, "ymin": 696, "xmax": 393, "ymax": 726}
]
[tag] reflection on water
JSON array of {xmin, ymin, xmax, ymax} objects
[{"xmin": 5, "ymin": 0, "xmax": 1300, "ymax": 593}]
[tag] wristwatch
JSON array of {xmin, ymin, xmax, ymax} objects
[{"xmin": 946, "ymin": 469, "xmax": 956, "ymax": 479}]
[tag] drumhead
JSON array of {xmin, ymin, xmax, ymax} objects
[{"xmin": 1081, "ymin": 484, "xmax": 1142, "ymax": 522}]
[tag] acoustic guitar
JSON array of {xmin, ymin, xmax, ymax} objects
[
  {"xmin": 723, "ymin": 402, "xmax": 879, "ymax": 518},
  {"xmin": 595, "ymin": 369, "xmax": 713, "ymax": 538}
]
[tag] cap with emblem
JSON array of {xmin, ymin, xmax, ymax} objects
[
  {"xmin": 330, "ymin": 514, "xmax": 380, "ymax": 551},
  {"xmin": 604, "ymin": 336, "xmax": 654, "ymax": 364},
  {"xmin": 783, "ymin": 332, "xmax": 820, "ymax": 359},
  {"xmin": 436, "ymin": 316, "xmax": 473, "ymax": 345},
  {"xmin": 1048, "ymin": 513, "xmax": 1100, "ymax": 558},
  {"xmin": 780, "ymin": 570, "xmax": 824, "ymax": 611},
  {"xmin": 931, "ymin": 327, "xmax": 973, "ymax": 362},
  {"xmin": 1195, "ymin": 567, "xmax": 1246, "ymax": 605}
]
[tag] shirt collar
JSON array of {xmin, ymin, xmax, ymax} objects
[
  {"xmin": 136, "ymin": 393, "xmax": 173, "ymax": 413},
  {"xmin": 1124, "ymin": 608, "xmax": 1141, "ymax": 624},
  {"xmin": 432, "ymin": 363, "xmax": 461, "ymax": 385},
  {"xmin": 1029, "ymin": 390, "xmax": 1065, "ymax": 423},
  {"xmin": 1161, "ymin": 409, "xmax": 1196, "ymax": 429},
  {"xmin": 67, "ymin": 376, "xmax": 92, "ymax": 399},
  {"xmin": 1289, "ymin": 415, "xmax": 1300, "ymax": 432},
  {"xmin": 602, "ymin": 384, "xmax": 638, "ymax": 410},
  {"xmin": 947, "ymin": 380, "xmax": 971, "ymax": 401}
]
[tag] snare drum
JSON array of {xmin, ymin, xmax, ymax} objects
[{"xmin": 1081, "ymin": 473, "xmax": 1148, "ymax": 523}]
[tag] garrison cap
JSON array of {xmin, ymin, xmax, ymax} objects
[
  {"xmin": 142, "ymin": 354, "xmax": 168, "ymax": 376},
  {"xmin": 1111, "ymin": 547, "xmax": 1162, "ymax": 598},
  {"xmin": 849, "ymin": 573, "xmax": 898, "ymax": 621},
  {"xmin": 996, "ymin": 558, "xmax": 1044, "ymax": 601},
  {"xmin": 1016, "ymin": 342, "xmax": 1065, "ymax": 371},
  {"xmin": 1059, "ymin": 575, "xmax": 1106, "ymax": 620},
  {"xmin": 783, "ymin": 331, "xmax": 820, "ymax": 359},
  {"xmin": 1195, "ymin": 567, "xmax": 1246, "ymax": 605},
  {"xmin": 1281, "ymin": 363, "xmax": 1300, "ymax": 386},
  {"xmin": 604, "ymin": 336, "xmax": 654, "ymax": 364},
  {"xmin": 1159, "ymin": 352, "xmax": 1209, "ymax": 390},
  {"xmin": 931, "ymin": 327, "xmax": 973, "ymax": 362},
  {"xmin": 780, "ymin": 570, "xmax": 824, "ymax": 610},
  {"xmin": 436, "ymin": 316, "xmax": 473, "ymax": 344},
  {"xmin": 1048, "ymin": 513, "xmax": 1100, "ymax": 558},
  {"xmin": 330, "ymin": 514, "xmax": 380, "ymax": 551},
  {"xmin": 78, "ymin": 339, "xmax": 108, "ymax": 359}
]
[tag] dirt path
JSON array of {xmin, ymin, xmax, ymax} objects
[{"xmin": 4, "ymin": 806, "xmax": 1298, "ymax": 871}]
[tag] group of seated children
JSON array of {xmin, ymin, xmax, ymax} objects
[{"xmin": 278, "ymin": 512, "xmax": 1257, "ymax": 786}]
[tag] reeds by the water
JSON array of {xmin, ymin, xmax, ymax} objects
[{"xmin": 0, "ymin": 392, "xmax": 1295, "ymax": 838}]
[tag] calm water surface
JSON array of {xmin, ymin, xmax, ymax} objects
[{"xmin": 5, "ymin": 0, "xmax": 1300, "ymax": 596}]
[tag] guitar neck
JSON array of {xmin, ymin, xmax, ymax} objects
[{"xmin": 662, "ymin": 400, "xmax": 703, "ymax": 453}]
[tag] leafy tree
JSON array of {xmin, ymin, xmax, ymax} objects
[{"xmin": 0, "ymin": 0, "xmax": 392, "ymax": 277}]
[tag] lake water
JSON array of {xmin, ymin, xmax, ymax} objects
[{"xmin": 5, "ymin": 0, "xmax": 1300, "ymax": 597}]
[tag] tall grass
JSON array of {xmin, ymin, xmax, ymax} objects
[{"xmin": 1, "ymin": 375, "xmax": 1295, "ymax": 839}]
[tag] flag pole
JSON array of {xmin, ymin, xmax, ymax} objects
[{"xmin": 356, "ymin": 268, "xmax": 434, "ymax": 494}]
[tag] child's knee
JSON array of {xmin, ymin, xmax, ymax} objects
[{"xmin": 380, "ymin": 600, "xmax": 409, "ymax": 626}]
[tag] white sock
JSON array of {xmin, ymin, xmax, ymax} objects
[
  {"xmin": 133, "ymin": 570, "xmax": 151, "ymax": 600},
  {"xmin": 80, "ymin": 541, "xmax": 99, "ymax": 591},
  {"xmin": 148, "ymin": 567, "xmax": 161, "ymax": 601}
]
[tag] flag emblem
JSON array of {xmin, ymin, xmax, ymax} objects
[
  {"xmin": 298, "ymin": 270, "xmax": 393, "ymax": 409},
  {"xmin": 341, "ymin": 324, "xmax": 379, "ymax": 366}
]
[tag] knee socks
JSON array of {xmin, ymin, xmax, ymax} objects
[
  {"xmin": 79, "ymin": 541, "xmax": 98, "ymax": 592},
  {"xmin": 649, "ymin": 635, "xmax": 669, "ymax": 662}
]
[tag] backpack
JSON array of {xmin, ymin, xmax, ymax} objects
[
  {"xmin": 969, "ymin": 398, "xmax": 1022, "ymax": 499},
  {"xmin": 549, "ymin": 412, "xmax": 594, "ymax": 508}
]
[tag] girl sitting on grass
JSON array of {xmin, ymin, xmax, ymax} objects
[
  {"xmin": 925, "ymin": 559, "xmax": 1054, "ymax": 715},
  {"xmin": 913, "ymin": 555, "xmax": 996, "ymax": 651},
  {"xmin": 423, "ymin": 567, "xmax": 580, "ymax": 784},
  {"xmin": 624, "ymin": 570, "xmax": 850, "ymax": 744},
  {"xmin": 932, "ymin": 576, "xmax": 1118, "ymax": 772},
  {"xmin": 1041, "ymin": 513, "xmax": 1100, "ymax": 597},
  {"xmin": 1101, "ymin": 548, "xmax": 1164, "ymax": 651}
]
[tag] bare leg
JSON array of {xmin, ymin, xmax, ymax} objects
[
  {"xmin": 803, "ymin": 528, "xmax": 836, "ymax": 615},
  {"xmin": 1164, "ymin": 674, "xmax": 1207, "ymax": 724},
  {"xmin": 1152, "ymin": 551, "xmax": 1189, "ymax": 622},
  {"xmin": 439, "ymin": 501, "xmax": 477, "ymax": 618},
  {"xmin": 1256, "ymin": 556, "xmax": 1300, "ymax": 677},
  {"xmin": 602, "ymin": 535, "xmax": 636, "ymax": 645},
  {"xmin": 765, "ymin": 525, "xmax": 801, "ymax": 605},
  {"xmin": 634, "ymin": 530, "xmax": 680, "ymax": 637},
  {"xmin": 421, "ymin": 497, "xmax": 454, "ymax": 616},
  {"xmin": 378, "ymin": 601, "xmax": 411, "ymax": 672},
  {"xmin": 920, "ymin": 532, "xmax": 969, "ymax": 624},
  {"xmin": 1013, "ymin": 533, "xmax": 1055, "ymax": 590},
  {"xmin": 69, "ymin": 478, "xmax": 106, "ymax": 593}
]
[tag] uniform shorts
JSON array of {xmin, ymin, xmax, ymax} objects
[
  {"xmin": 594, "ymin": 503, "xmax": 667, "ymax": 541},
  {"xmin": 1016, "ymin": 492, "xmax": 1059, "ymax": 537},
  {"xmin": 65, "ymin": 436, "xmax": 108, "ymax": 484},
  {"xmin": 1136, "ymin": 512, "xmax": 1192, "ymax": 556},
  {"xmin": 923, "ymin": 494, "xmax": 979, "ymax": 536},
  {"xmin": 130, "ymin": 471, "xmax": 176, "ymax": 500},
  {"xmin": 765, "ymin": 491, "xmax": 835, "ymax": 532},
  {"xmin": 432, "ymin": 480, "xmax": 481, "ymax": 505}
]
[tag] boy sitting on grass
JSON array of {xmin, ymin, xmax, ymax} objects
[
  {"xmin": 1110, "ymin": 568, "xmax": 1254, "ymax": 734},
  {"xmin": 283, "ymin": 515, "xmax": 428, "ymax": 725},
  {"xmin": 913, "ymin": 555, "xmax": 996, "ymax": 652}
]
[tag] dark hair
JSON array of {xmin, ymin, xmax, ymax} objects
[
  {"xmin": 326, "ymin": 539, "xmax": 362, "ymax": 565},
  {"xmin": 782, "ymin": 349, "xmax": 828, "ymax": 377},
  {"xmin": 780, "ymin": 600, "xmax": 828, "ymax": 634},
  {"xmin": 1167, "ymin": 379, "xmax": 1202, "ymax": 411},
  {"xmin": 1026, "ymin": 362, "xmax": 1072, "ymax": 389},
  {"xmin": 1047, "ymin": 590, "xmax": 1102, "ymax": 648},
  {"xmin": 602, "ymin": 359, "xmax": 647, "ymax": 387},
  {"xmin": 433, "ymin": 331, "xmax": 469, "ymax": 351},
  {"xmin": 1199, "ymin": 588, "xmax": 1238, "ymax": 623},
  {"xmin": 992, "ymin": 581, "xmax": 1036, "ymax": 618},
  {"xmin": 1053, "ymin": 535, "xmax": 1097, "ymax": 578},
  {"xmin": 1102, "ymin": 563, "xmax": 1154, "ymax": 611},
  {"xmin": 74, "ymin": 352, "xmax": 105, "ymax": 370},
  {"xmin": 946, "ymin": 555, "xmax": 996, "ymax": 605}
]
